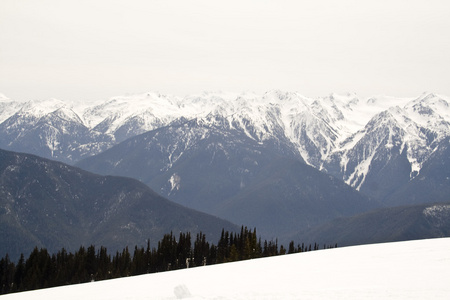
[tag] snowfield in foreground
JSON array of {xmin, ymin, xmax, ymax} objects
[{"xmin": 3, "ymin": 238, "xmax": 450, "ymax": 299}]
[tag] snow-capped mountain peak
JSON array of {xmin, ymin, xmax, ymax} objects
[
  {"xmin": 405, "ymin": 93, "xmax": 450, "ymax": 125},
  {"xmin": 18, "ymin": 98, "xmax": 68, "ymax": 118},
  {"xmin": 51, "ymin": 107, "xmax": 85, "ymax": 125}
]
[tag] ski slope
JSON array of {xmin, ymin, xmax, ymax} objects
[{"xmin": 3, "ymin": 238, "xmax": 450, "ymax": 299}]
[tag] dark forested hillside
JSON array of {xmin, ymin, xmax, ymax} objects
[
  {"xmin": 0, "ymin": 149, "xmax": 239, "ymax": 260},
  {"xmin": 215, "ymin": 158, "xmax": 379, "ymax": 241},
  {"xmin": 383, "ymin": 137, "xmax": 450, "ymax": 206},
  {"xmin": 294, "ymin": 202, "xmax": 450, "ymax": 247}
]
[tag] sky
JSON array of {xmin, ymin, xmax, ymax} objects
[{"xmin": 1, "ymin": 0, "xmax": 450, "ymax": 102}]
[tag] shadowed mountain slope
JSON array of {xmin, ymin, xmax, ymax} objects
[
  {"xmin": 0, "ymin": 149, "xmax": 238, "ymax": 260},
  {"xmin": 295, "ymin": 201, "xmax": 450, "ymax": 247}
]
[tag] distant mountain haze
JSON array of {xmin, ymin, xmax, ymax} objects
[
  {"xmin": 0, "ymin": 149, "xmax": 239, "ymax": 260},
  {"xmin": 296, "ymin": 202, "xmax": 450, "ymax": 247}
]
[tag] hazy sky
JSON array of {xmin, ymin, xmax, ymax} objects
[{"xmin": 1, "ymin": 0, "xmax": 449, "ymax": 101}]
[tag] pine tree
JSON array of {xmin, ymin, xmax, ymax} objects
[
  {"xmin": 194, "ymin": 232, "xmax": 210, "ymax": 267},
  {"xmin": 97, "ymin": 246, "xmax": 111, "ymax": 280},
  {"xmin": 13, "ymin": 253, "xmax": 25, "ymax": 291},
  {"xmin": 217, "ymin": 229, "xmax": 229, "ymax": 263},
  {"xmin": 0, "ymin": 254, "xmax": 14, "ymax": 294},
  {"xmin": 86, "ymin": 245, "xmax": 97, "ymax": 281},
  {"xmin": 229, "ymin": 244, "xmax": 239, "ymax": 262},
  {"xmin": 131, "ymin": 246, "xmax": 146, "ymax": 275},
  {"xmin": 288, "ymin": 241, "xmax": 296, "ymax": 254}
]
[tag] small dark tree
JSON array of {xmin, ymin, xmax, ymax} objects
[
  {"xmin": 0, "ymin": 254, "xmax": 14, "ymax": 294},
  {"xmin": 13, "ymin": 253, "xmax": 25, "ymax": 291},
  {"xmin": 97, "ymin": 246, "xmax": 111, "ymax": 280},
  {"xmin": 288, "ymin": 241, "xmax": 296, "ymax": 254}
]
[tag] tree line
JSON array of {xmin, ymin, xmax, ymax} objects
[{"xmin": 0, "ymin": 226, "xmax": 336, "ymax": 295}]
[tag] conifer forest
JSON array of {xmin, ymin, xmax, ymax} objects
[{"xmin": 0, "ymin": 227, "xmax": 334, "ymax": 295}]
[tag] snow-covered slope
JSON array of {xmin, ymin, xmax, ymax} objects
[
  {"xmin": 3, "ymin": 238, "xmax": 450, "ymax": 299},
  {"xmin": 322, "ymin": 92, "xmax": 450, "ymax": 200},
  {"xmin": 0, "ymin": 95, "xmax": 23, "ymax": 124},
  {"xmin": 0, "ymin": 98, "xmax": 114, "ymax": 162},
  {"xmin": 81, "ymin": 92, "xmax": 185, "ymax": 142}
]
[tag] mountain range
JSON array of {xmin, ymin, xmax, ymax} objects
[
  {"xmin": 1, "ymin": 90, "xmax": 449, "ymax": 251},
  {"xmin": 1, "ymin": 91, "xmax": 448, "ymax": 200}
]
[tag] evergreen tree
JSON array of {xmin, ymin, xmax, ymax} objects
[
  {"xmin": 0, "ymin": 254, "xmax": 14, "ymax": 294},
  {"xmin": 97, "ymin": 246, "xmax": 111, "ymax": 280},
  {"xmin": 177, "ymin": 232, "xmax": 192, "ymax": 269},
  {"xmin": 229, "ymin": 244, "xmax": 239, "ymax": 262},
  {"xmin": 86, "ymin": 245, "xmax": 97, "ymax": 281},
  {"xmin": 53, "ymin": 248, "xmax": 70, "ymax": 285},
  {"xmin": 145, "ymin": 239, "xmax": 151, "ymax": 273},
  {"xmin": 288, "ymin": 241, "xmax": 296, "ymax": 254},
  {"xmin": 194, "ymin": 232, "xmax": 210, "ymax": 267},
  {"xmin": 13, "ymin": 253, "xmax": 25, "ymax": 291},
  {"xmin": 131, "ymin": 246, "xmax": 146, "ymax": 275},
  {"xmin": 216, "ymin": 229, "xmax": 228, "ymax": 263}
]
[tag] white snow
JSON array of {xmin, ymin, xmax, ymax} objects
[
  {"xmin": 168, "ymin": 173, "xmax": 181, "ymax": 193},
  {"xmin": 0, "ymin": 101, "xmax": 23, "ymax": 123},
  {"xmin": 423, "ymin": 205, "xmax": 450, "ymax": 218},
  {"xmin": 17, "ymin": 99, "xmax": 68, "ymax": 118},
  {"xmin": 345, "ymin": 148, "xmax": 376, "ymax": 190},
  {"xmin": 3, "ymin": 238, "xmax": 450, "ymax": 299},
  {"xmin": 328, "ymin": 93, "xmax": 412, "ymax": 137}
]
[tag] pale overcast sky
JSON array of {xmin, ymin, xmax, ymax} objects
[{"xmin": 1, "ymin": 0, "xmax": 449, "ymax": 101}]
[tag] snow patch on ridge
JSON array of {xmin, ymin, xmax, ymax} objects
[
  {"xmin": 423, "ymin": 204, "xmax": 450, "ymax": 217},
  {"xmin": 169, "ymin": 173, "xmax": 181, "ymax": 194},
  {"xmin": 423, "ymin": 205, "xmax": 450, "ymax": 228},
  {"xmin": 345, "ymin": 150, "xmax": 376, "ymax": 190}
]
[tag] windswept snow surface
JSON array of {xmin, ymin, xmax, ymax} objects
[{"xmin": 3, "ymin": 238, "xmax": 450, "ymax": 299}]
